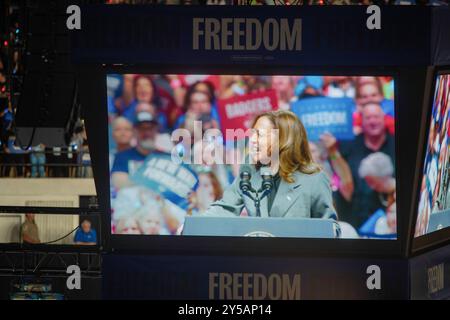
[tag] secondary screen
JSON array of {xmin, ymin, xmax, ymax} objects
[
  {"xmin": 107, "ymin": 74, "xmax": 396, "ymax": 239},
  {"xmin": 415, "ymin": 74, "xmax": 450, "ymax": 238}
]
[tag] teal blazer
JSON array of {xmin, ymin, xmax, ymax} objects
[{"xmin": 205, "ymin": 165, "xmax": 337, "ymax": 219}]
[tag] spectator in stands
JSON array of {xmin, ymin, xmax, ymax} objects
[
  {"xmin": 113, "ymin": 74, "xmax": 136, "ymax": 115},
  {"xmin": 68, "ymin": 122, "xmax": 90, "ymax": 177},
  {"xmin": 121, "ymin": 75, "xmax": 168, "ymax": 131},
  {"xmin": 137, "ymin": 209, "xmax": 162, "ymax": 235},
  {"xmin": 115, "ymin": 217, "xmax": 141, "ymax": 235},
  {"xmin": 132, "ymin": 101, "xmax": 169, "ymax": 133},
  {"xmin": 357, "ymin": 153, "xmax": 397, "ymax": 236},
  {"xmin": 30, "ymin": 143, "xmax": 46, "ymax": 178},
  {"xmin": 355, "ymin": 79, "xmax": 394, "ymax": 116},
  {"xmin": 327, "ymin": 103, "xmax": 395, "ymax": 229},
  {"xmin": 218, "ymin": 75, "xmax": 246, "ymax": 99},
  {"xmin": 111, "ymin": 116, "xmax": 133, "ymax": 153},
  {"xmin": 134, "ymin": 102, "xmax": 174, "ymax": 152},
  {"xmin": 323, "ymin": 76, "xmax": 355, "ymax": 99},
  {"xmin": 5, "ymin": 132, "xmax": 27, "ymax": 177},
  {"xmin": 245, "ymin": 76, "xmax": 271, "ymax": 94},
  {"xmin": 111, "ymin": 111, "xmax": 159, "ymax": 190},
  {"xmin": 358, "ymin": 152, "xmax": 396, "ymax": 198},
  {"xmin": 134, "ymin": 197, "xmax": 169, "ymax": 235},
  {"xmin": 353, "ymin": 79, "xmax": 395, "ymax": 135},
  {"xmin": 74, "ymin": 219, "xmax": 97, "ymax": 245},
  {"xmin": 272, "ymin": 76, "xmax": 297, "ymax": 110},
  {"xmin": 22, "ymin": 214, "xmax": 40, "ymax": 244},
  {"xmin": 190, "ymin": 81, "xmax": 217, "ymax": 105},
  {"xmin": 174, "ymin": 85, "xmax": 220, "ymax": 131},
  {"xmin": 109, "ymin": 117, "xmax": 133, "ymax": 170}
]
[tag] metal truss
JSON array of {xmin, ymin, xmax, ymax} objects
[{"xmin": 0, "ymin": 250, "xmax": 102, "ymax": 276}]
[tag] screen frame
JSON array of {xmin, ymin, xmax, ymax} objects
[
  {"xmin": 81, "ymin": 64, "xmax": 407, "ymax": 258},
  {"xmin": 411, "ymin": 66, "xmax": 450, "ymax": 256}
]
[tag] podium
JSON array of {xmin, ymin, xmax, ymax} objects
[{"xmin": 182, "ymin": 216, "xmax": 340, "ymax": 238}]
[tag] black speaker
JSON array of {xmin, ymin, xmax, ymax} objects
[{"xmin": 14, "ymin": 1, "xmax": 80, "ymax": 148}]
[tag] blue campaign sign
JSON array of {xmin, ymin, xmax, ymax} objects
[
  {"xmin": 291, "ymin": 97, "xmax": 355, "ymax": 142},
  {"xmin": 130, "ymin": 153, "xmax": 198, "ymax": 211}
]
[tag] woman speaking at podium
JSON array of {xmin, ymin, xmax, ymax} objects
[{"xmin": 203, "ymin": 110, "xmax": 337, "ymax": 219}]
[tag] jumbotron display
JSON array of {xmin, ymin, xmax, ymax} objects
[
  {"xmin": 415, "ymin": 74, "xmax": 450, "ymax": 238},
  {"xmin": 107, "ymin": 74, "xmax": 396, "ymax": 239}
]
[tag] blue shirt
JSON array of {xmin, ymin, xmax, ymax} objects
[
  {"xmin": 111, "ymin": 147, "xmax": 148, "ymax": 176},
  {"xmin": 74, "ymin": 229, "xmax": 97, "ymax": 244}
]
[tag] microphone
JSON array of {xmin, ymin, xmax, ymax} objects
[
  {"xmin": 239, "ymin": 165, "xmax": 253, "ymax": 193},
  {"xmin": 260, "ymin": 166, "xmax": 273, "ymax": 192}
]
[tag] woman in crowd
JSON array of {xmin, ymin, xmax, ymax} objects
[
  {"xmin": 174, "ymin": 82, "xmax": 219, "ymax": 131},
  {"xmin": 119, "ymin": 75, "xmax": 168, "ymax": 131}
]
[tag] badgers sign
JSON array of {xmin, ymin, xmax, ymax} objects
[{"xmin": 193, "ymin": 18, "xmax": 302, "ymax": 51}]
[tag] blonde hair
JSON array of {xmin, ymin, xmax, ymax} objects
[{"xmin": 252, "ymin": 110, "xmax": 320, "ymax": 183}]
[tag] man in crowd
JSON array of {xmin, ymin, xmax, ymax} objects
[
  {"xmin": 272, "ymin": 76, "xmax": 296, "ymax": 110},
  {"xmin": 111, "ymin": 111, "xmax": 159, "ymax": 190},
  {"xmin": 22, "ymin": 214, "xmax": 40, "ymax": 244},
  {"xmin": 355, "ymin": 79, "xmax": 395, "ymax": 117},
  {"xmin": 326, "ymin": 103, "xmax": 395, "ymax": 229},
  {"xmin": 111, "ymin": 116, "xmax": 133, "ymax": 154},
  {"xmin": 74, "ymin": 219, "xmax": 97, "ymax": 245},
  {"xmin": 358, "ymin": 152, "xmax": 397, "ymax": 235},
  {"xmin": 353, "ymin": 80, "xmax": 395, "ymax": 135}
]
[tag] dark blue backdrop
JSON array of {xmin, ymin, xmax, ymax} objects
[
  {"xmin": 102, "ymin": 253, "xmax": 409, "ymax": 300},
  {"xmin": 71, "ymin": 6, "xmax": 443, "ymax": 67}
]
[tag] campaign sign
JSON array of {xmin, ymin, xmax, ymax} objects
[
  {"xmin": 217, "ymin": 90, "xmax": 278, "ymax": 140},
  {"xmin": 130, "ymin": 153, "xmax": 198, "ymax": 211},
  {"xmin": 291, "ymin": 97, "xmax": 354, "ymax": 141}
]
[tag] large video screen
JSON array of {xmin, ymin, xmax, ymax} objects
[
  {"xmin": 107, "ymin": 74, "xmax": 396, "ymax": 239},
  {"xmin": 415, "ymin": 74, "xmax": 450, "ymax": 238}
]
